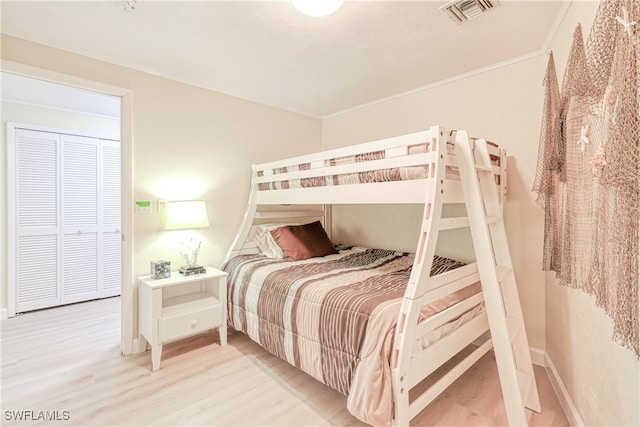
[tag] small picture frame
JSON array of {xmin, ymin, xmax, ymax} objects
[{"xmin": 151, "ymin": 260, "xmax": 171, "ymax": 279}]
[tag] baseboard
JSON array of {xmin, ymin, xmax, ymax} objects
[
  {"xmin": 131, "ymin": 337, "xmax": 151, "ymax": 355},
  {"xmin": 544, "ymin": 352, "xmax": 584, "ymax": 427},
  {"xmin": 0, "ymin": 308, "xmax": 7, "ymax": 320},
  {"xmin": 530, "ymin": 346, "xmax": 546, "ymax": 367},
  {"xmin": 475, "ymin": 342, "xmax": 547, "ymax": 368},
  {"xmin": 132, "ymin": 338, "xmax": 142, "ymax": 354}
]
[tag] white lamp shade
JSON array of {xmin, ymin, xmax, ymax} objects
[
  {"xmin": 164, "ymin": 200, "xmax": 210, "ymax": 230},
  {"xmin": 292, "ymin": 0, "xmax": 344, "ymax": 17}
]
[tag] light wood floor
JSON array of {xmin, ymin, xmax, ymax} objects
[{"xmin": 1, "ymin": 297, "xmax": 569, "ymax": 426}]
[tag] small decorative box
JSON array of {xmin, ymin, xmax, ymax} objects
[{"xmin": 151, "ymin": 260, "xmax": 171, "ymax": 279}]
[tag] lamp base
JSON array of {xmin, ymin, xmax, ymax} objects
[{"xmin": 179, "ymin": 265, "xmax": 207, "ymax": 276}]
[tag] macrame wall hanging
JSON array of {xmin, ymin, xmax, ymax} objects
[{"xmin": 533, "ymin": 0, "xmax": 639, "ymax": 357}]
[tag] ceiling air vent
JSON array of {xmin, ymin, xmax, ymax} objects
[{"xmin": 440, "ymin": 0, "xmax": 501, "ymax": 24}]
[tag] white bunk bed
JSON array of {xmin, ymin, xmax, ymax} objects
[{"xmin": 224, "ymin": 125, "xmax": 538, "ymax": 426}]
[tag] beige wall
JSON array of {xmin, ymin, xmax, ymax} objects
[
  {"xmin": 545, "ymin": 2, "xmax": 640, "ymax": 426},
  {"xmin": 0, "ymin": 35, "xmax": 321, "ymax": 325}
]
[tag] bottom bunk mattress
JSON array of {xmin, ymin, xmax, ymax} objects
[{"xmin": 223, "ymin": 246, "xmax": 482, "ymax": 425}]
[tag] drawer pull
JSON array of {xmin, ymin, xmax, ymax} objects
[{"xmin": 191, "ymin": 320, "xmax": 198, "ymax": 328}]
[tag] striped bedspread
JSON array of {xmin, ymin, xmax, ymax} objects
[{"xmin": 223, "ymin": 246, "xmax": 478, "ymax": 425}]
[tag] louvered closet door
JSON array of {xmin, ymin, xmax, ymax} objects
[
  {"xmin": 12, "ymin": 127, "xmax": 121, "ymax": 314},
  {"xmin": 100, "ymin": 140, "xmax": 121, "ymax": 297},
  {"xmin": 14, "ymin": 129, "xmax": 60, "ymax": 313},
  {"xmin": 61, "ymin": 134, "xmax": 100, "ymax": 304}
]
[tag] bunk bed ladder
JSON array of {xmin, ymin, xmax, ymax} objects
[{"xmin": 455, "ymin": 131, "xmax": 541, "ymax": 426}]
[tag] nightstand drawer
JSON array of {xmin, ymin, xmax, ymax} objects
[{"xmin": 159, "ymin": 305, "xmax": 222, "ymax": 343}]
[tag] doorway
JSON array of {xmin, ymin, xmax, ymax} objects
[{"xmin": 1, "ymin": 63, "xmax": 134, "ymax": 355}]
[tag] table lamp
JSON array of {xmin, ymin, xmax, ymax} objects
[{"xmin": 164, "ymin": 200, "xmax": 210, "ymax": 275}]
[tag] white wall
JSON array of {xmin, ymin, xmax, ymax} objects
[
  {"xmin": 0, "ymin": 35, "xmax": 322, "ymax": 337},
  {"xmin": 545, "ymin": 2, "xmax": 640, "ymax": 426},
  {"xmin": 0, "ymin": 101, "xmax": 120, "ymax": 313}
]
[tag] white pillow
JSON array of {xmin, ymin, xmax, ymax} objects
[{"xmin": 254, "ymin": 223, "xmax": 297, "ymax": 258}]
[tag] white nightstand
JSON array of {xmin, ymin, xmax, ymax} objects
[{"xmin": 138, "ymin": 267, "xmax": 228, "ymax": 371}]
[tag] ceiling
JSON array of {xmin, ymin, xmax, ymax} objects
[
  {"xmin": 1, "ymin": 1, "xmax": 567, "ymax": 118},
  {"xmin": 2, "ymin": 72, "xmax": 121, "ymax": 118}
]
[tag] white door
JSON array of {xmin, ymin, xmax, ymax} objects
[
  {"xmin": 61, "ymin": 134, "xmax": 100, "ymax": 304},
  {"xmin": 12, "ymin": 129, "xmax": 61, "ymax": 313},
  {"xmin": 9, "ymin": 127, "xmax": 121, "ymax": 314}
]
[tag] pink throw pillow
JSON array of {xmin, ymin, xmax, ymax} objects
[{"xmin": 270, "ymin": 221, "xmax": 337, "ymax": 261}]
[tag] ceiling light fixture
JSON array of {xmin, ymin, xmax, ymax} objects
[{"xmin": 292, "ymin": 0, "xmax": 344, "ymax": 17}]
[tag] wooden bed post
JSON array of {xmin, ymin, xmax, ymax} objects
[
  {"xmin": 322, "ymin": 204, "xmax": 332, "ymax": 240},
  {"xmin": 391, "ymin": 125, "xmax": 449, "ymax": 426},
  {"xmin": 224, "ymin": 165, "xmax": 258, "ymax": 264}
]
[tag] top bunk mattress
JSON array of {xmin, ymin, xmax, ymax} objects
[
  {"xmin": 256, "ymin": 140, "xmax": 458, "ymax": 191},
  {"xmin": 252, "ymin": 128, "xmax": 503, "ymax": 206}
]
